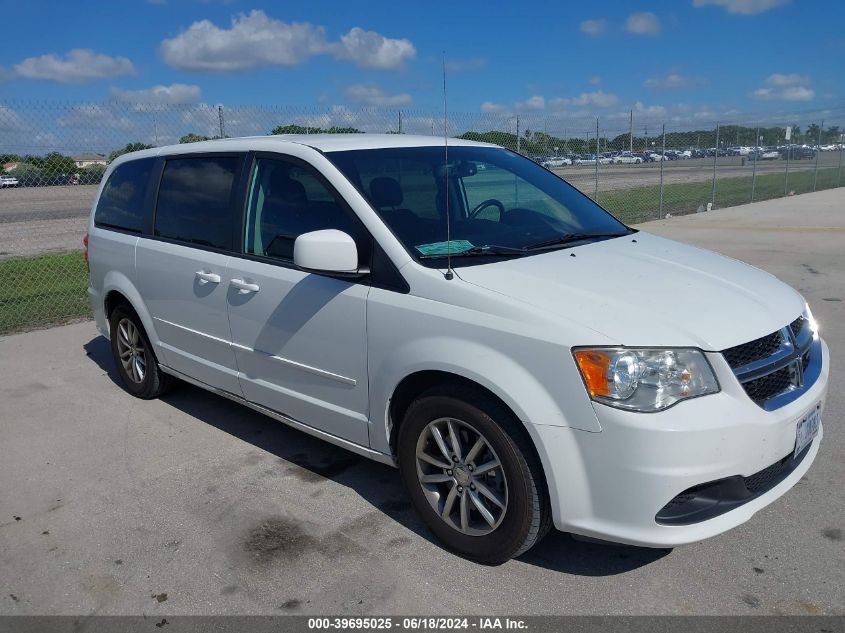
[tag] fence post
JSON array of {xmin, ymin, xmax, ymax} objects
[
  {"xmin": 813, "ymin": 120, "xmax": 822, "ymax": 191},
  {"xmin": 659, "ymin": 123, "xmax": 666, "ymax": 218},
  {"xmin": 516, "ymin": 115, "xmax": 521, "ymax": 154},
  {"xmin": 217, "ymin": 104, "xmax": 225, "ymax": 138},
  {"xmin": 594, "ymin": 118, "xmax": 599, "ymax": 201},
  {"xmin": 398, "ymin": 110, "xmax": 402, "ymax": 134},
  {"xmin": 711, "ymin": 122, "xmax": 720, "ymax": 207},
  {"xmin": 784, "ymin": 130, "xmax": 790, "ymax": 196},
  {"xmin": 838, "ymin": 141, "xmax": 843, "ymax": 188},
  {"xmin": 751, "ymin": 124, "xmax": 759, "ymax": 202}
]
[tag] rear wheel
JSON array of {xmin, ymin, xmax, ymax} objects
[
  {"xmin": 397, "ymin": 385, "xmax": 551, "ymax": 564},
  {"xmin": 109, "ymin": 304, "xmax": 172, "ymax": 399}
]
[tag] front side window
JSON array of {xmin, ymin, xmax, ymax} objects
[
  {"xmin": 94, "ymin": 158, "xmax": 154, "ymax": 232},
  {"xmin": 154, "ymin": 156, "xmax": 241, "ymax": 250},
  {"xmin": 244, "ymin": 157, "xmax": 361, "ymax": 262},
  {"xmin": 327, "ymin": 146, "xmax": 629, "ymax": 266}
]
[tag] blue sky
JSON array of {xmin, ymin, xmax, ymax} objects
[{"xmin": 1, "ymin": 0, "xmax": 844, "ymax": 125}]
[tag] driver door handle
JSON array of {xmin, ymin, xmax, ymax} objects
[
  {"xmin": 230, "ymin": 278, "xmax": 260, "ymax": 293},
  {"xmin": 195, "ymin": 271, "xmax": 221, "ymax": 284}
]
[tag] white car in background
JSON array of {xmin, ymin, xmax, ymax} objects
[
  {"xmin": 0, "ymin": 175, "xmax": 19, "ymax": 188},
  {"xmin": 86, "ymin": 134, "xmax": 828, "ymax": 564},
  {"xmin": 542, "ymin": 156, "xmax": 572, "ymax": 168},
  {"xmin": 613, "ymin": 152, "xmax": 644, "ymax": 165}
]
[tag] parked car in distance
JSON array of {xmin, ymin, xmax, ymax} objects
[
  {"xmin": 0, "ymin": 175, "xmax": 19, "ymax": 188},
  {"xmin": 749, "ymin": 148, "xmax": 780, "ymax": 161},
  {"xmin": 542, "ymin": 156, "xmax": 572, "ymax": 168},
  {"xmin": 575, "ymin": 154, "xmax": 597, "ymax": 165},
  {"xmin": 613, "ymin": 152, "xmax": 644, "ymax": 164},
  {"xmin": 781, "ymin": 145, "xmax": 816, "ymax": 160},
  {"xmin": 632, "ymin": 151, "xmax": 655, "ymax": 162},
  {"xmin": 87, "ymin": 134, "xmax": 828, "ymax": 564}
]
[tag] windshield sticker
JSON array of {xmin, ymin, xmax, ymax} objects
[{"xmin": 415, "ymin": 240, "xmax": 474, "ymax": 256}]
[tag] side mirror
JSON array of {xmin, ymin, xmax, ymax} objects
[{"xmin": 293, "ymin": 229, "xmax": 360, "ymax": 275}]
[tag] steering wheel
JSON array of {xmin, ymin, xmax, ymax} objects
[{"xmin": 469, "ymin": 198, "xmax": 505, "ymax": 220}]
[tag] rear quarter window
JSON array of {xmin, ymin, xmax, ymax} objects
[{"xmin": 94, "ymin": 158, "xmax": 155, "ymax": 232}]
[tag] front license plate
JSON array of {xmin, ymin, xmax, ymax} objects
[{"xmin": 794, "ymin": 402, "xmax": 821, "ymax": 458}]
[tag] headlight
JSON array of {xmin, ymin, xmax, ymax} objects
[
  {"xmin": 804, "ymin": 302, "xmax": 819, "ymax": 338},
  {"xmin": 573, "ymin": 347, "xmax": 719, "ymax": 412}
]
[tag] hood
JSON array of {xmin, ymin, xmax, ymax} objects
[{"xmin": 455, "ymin": 232, "xmax": 804, "ymax": 350}]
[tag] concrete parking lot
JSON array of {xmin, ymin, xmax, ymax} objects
[{"xmin": 0, "ymin": 190, "xmax": 842, "ymax": 616}]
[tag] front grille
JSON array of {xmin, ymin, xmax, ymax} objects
[
  {"xmin": 722, "ymin": 330, "xmax": 783, "ymax": 369},
  {"xmin": 742, "ymin": 366, "xmax": 793, "ymax": 402},
  {"xmin": 790, "ymin": 315, "xmax": 805, "ymax": 337},
  {"xmin": 722, "ymin": 314, "xmax": 816, "ymax": 410}
]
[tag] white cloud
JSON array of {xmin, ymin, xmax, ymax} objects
[
  {"xmin": 625, "ymin": 12, "xmax": 661, "ymax": 36},
  {"xmin": 335, "ymin": 27, "xmax": 415, "ymax": 70},
  {"xmin": 160, "ymin": 11, "xmax": 414, "ymax": 72},
  {"xmin": 516, "ymin": 95, "xmax": 545, "ymax": 111},
  {"xmin": 480, "ymin": 101, "xmax": 507, "ymax": 114},
  {"xmin": 0, "ymin": 105, "xmax": 27, "ymax": 131},
  {"xmin": 57, "ymin": 104, "xmax": 135, "ymax": 130},
  {"xmin": 752, "ymin": 73, "xmax": 815, "ymax": 101},
  {"xmin": 550, "ymin": 90, "xmax": 619, "ymax": 109},
  {"xmin": 692, "ymin": 0, "xmax": 790, "ymax": 15},
  {"xmin": 765, "ymin": 73, "xmax": 807, "ymax": 86},
  {"xmin": 644, "ymin": 72, "xmax": 704, "ymax": 89},
  {"xmin": 445, "ymin": 57, "xmax": 486, "ymax": 72},
  {"xmin": 160, "ymin": 11, "xmax": 329, "ymax": 71},
  {"xmin": 588, "ymin": 76, "xmax": 601, "ymax": 85},
  {"xmin": 343, "ymin": 84, "xmax": 412, "ymax": 106},
  {"xmin": 632, "ymin": 101, "xmax": 667, "ymax": 117},
  {"xmin": 580, "ymin": 19, "xmax": 607, "ymax": 36},
  {"xmin": 13, "ymin": 49, "xmax": 135, "ymax": 83},
  {"xmin": 110, "ymin": 83, "xmax": 202, "ymax": 104}
]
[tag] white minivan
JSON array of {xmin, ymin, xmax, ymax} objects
[{"xmin": 86, "ymin": 134, "xmax": 828, "ymax": 564}]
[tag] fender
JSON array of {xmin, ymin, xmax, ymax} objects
[
  {"xmin": 368, "ymin": 335, "xmax": 602, "ymax": 459},
  {"xmin": 101, "ymin": 270, "xmax": 164, "ymax": 359}
]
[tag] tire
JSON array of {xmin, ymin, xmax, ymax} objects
[
  {"xmin": 109, "ymin": 304, "xmax": 172, "ymax": 399},
  {"xmin": 397, "ymin": 385, "xmax": 551, "ymax": 564}
]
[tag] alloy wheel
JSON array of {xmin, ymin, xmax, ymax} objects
[{"xmin": 415, "ymin": 417, "xmax": 509, "ymax": 536}]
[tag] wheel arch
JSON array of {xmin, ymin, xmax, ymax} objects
[
  {"xmin": 386, "ymin": 370, "xmax": 551, "ymax": 490},
  {"xmin": 101, "ymin": 271, "xmax": 160, "ymax": 349}
]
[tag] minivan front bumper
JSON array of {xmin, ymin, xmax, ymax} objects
[{"xmin": 533, "ymin": 338, "xmax": 829, "ymax": 548}]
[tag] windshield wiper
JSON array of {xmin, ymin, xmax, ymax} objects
[
  {"xmin": 418, "ymin": 244, "xmax": 527, "ymax": 259},
  {"xmin": 525, "ymin": 231, "xmax": 631, "ymax": 251}
]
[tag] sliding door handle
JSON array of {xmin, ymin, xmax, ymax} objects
[
  {"xmin": 195, "ymin": 271, "xmax": 221, "ymax": 284},
  {"xmin": 230, "ymin": 278, "xmax": 260, "ymax": 293}
]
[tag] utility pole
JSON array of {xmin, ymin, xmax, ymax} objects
[
  {"xmin": 711, "ymin": 123, "xmax": 720, "ymax": 206},
  {"xmin": 813, "ymin": 120, "xmax": 823, "ymax": 191},
  {"xmin": 217, "ymin": 105, "xmax": 225, "ymax": 138}
]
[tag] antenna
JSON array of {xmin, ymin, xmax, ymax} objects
[{"xmin": 442, "ymin": 55, "xmax": 454, "ymax": 280}]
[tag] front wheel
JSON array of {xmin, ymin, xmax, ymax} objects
[{"xmin": 397, "ymin": 386, "xmax": 551, "ymax": 564}]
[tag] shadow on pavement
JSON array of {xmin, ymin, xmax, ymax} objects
[{"xmin": 83, "ymin": 335, "xmax": 671, "ymax": 575}]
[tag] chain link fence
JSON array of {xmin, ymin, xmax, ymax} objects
[{"xmin": 2, "ymin": 100, "xmax": 844, "ymax": 334}]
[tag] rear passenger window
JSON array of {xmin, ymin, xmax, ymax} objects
[
  {"xmin": 94, "ymin": 158, "xmax": 154, "ymax": 232},
  {"xmin": 154, "ymin": 156, "xmax": 241, "ymax": 250}
]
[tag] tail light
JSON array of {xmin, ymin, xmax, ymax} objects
[{"xmin": 83, "ymin": 233, "xmax": 90, "ymax": 272}]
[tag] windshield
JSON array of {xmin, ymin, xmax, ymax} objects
[{"xmin": 326, "ymin": 145, "xmax": 630, "ymax": 266}]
